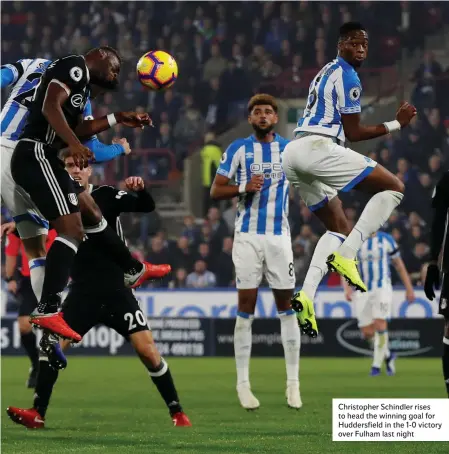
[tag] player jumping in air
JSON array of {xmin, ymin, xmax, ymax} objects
[
  {"xmin": 1, "ymin": 58, "xmax": 134, "ymax": 311},
  {"xmin": 211, "ymin": 94, "xmax": 302, "ymax": 410},
  {"xmin": 4, "ymin": 228, "xmax": 56, "ymax": 388},
  {"xmin": 282, "ymin": 22, "xmax": 417, "ymax": 328},
  {"xmin": 343, "ymin": 231, "xmax": 415, "ymax": 376},
  {"xmin": 424, "ymin": 171, "xmax": 449, "ymax": 398},
  {"xmin": 6, "ymin": 155, "xmax": 192, "ymax": 428},
  {"xmin": 8, "ymin": 48, "xmax": 170, "ymax": 341}
]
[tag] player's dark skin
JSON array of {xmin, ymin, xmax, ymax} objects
[
  {"xmin": 43, "ymin": 48, "xmax": 152, "ymax": 242},
  {"xmin": 211, "ymin": 105, "xmax": 292, "ymax": 314},
  {"xmin": 309, "ymin": 28, "xmax": 417, "ymax": 237}
]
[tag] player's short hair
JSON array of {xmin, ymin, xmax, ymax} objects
[
  {"xmin": 247, "ymin": 94, "xmax": 278, "ymax": 114},
  {"xmin": 86, "ymin": 46, "xmax": 122, "ymax": 64},
  {"xmin": 339, "ymin": 22, "xmax": 366, "ymax": 40}
]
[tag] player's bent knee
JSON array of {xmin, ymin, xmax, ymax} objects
[{"xmin": 22, "ymin": 235, "xmax": 47, "ymax": 260}]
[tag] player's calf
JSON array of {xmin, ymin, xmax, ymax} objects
[{"xmin": 130, "ymin": 331, "xmax": 191, "ymax": 425}]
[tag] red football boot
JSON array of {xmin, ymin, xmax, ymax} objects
[
  {"xmin": 125, "ymin": 262, "xmax": 171, "ymax": 289},
  {"xmin": 30, "ymin": 312, "xmax": 82, "ymax": 342},
  {"xmin": 172, "ymin": 412, "xmax": 192, "ymax": 427},
  {"xmin": 6, "ymin": 407, "xmax": 45, "ymax": 429}
]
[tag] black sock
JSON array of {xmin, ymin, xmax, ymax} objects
[
  {"xmin": 39, "ymin": 237, "xmax": 77, "ymax": 313},
  {"xmin": 147, "ymin": 359, "xmax": 182, "ymax": 416},
  {"xmin": 21, "ymin": 331, "xmax": 39, "ymax": 368},
  {"xmin": 33, "ymin": 359, "xmax": 59, "ymax": 418},
  {"xmin": 84, "ymin": 218, "xmax": 142, "ymax": 275},
  {"xmin": 443, "ymin": 337, "xmax": 449, "ymax": 397}
]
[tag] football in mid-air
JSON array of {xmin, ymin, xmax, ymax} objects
[{"xmin": 136, "ymin": 50, "xmax": 178, "ymax": 91}]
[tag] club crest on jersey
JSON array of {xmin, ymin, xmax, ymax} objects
[
  {"xmin": 220, "ymin": 152, "xmax": 227, "ymax": 164},
  {"xmin": 441, "ymin": 298, "xmax": 447, "ymax": 310},
  {"xmin": 69, "ymin": 66, "xmax": 83, "ymax": 82},
  {"xmin": 68, "ymin": 193, "xmax": 78, "ymax": 206},
  {"xmin": 70, "ymin": 94, "xmax": 84, "ymax": 108}
]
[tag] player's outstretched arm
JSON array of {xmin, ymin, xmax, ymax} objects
[
  {"xmin": 392, "ymin": 256, "xmax": 415, "ymax": 303},
  {"xmin": 112, "ymin": 177, "xmax": 155, "ymax": 214},
  {"xmin": 75, "ymin": 112, "xmax": 153, "ymax": 141},
  {"xmin": 83, "ymin": 136, "xmax": 128, "ymax": 162},
  {"xmin": 341, "ymin": 101, "xmax": 417, "ymax": 142},
  {"xmin": 210, "ymin": 174, "xmax": 264, "ymax": 200}
]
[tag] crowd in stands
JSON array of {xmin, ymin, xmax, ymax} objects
[{"xmin": 2, "ymin": 2, "xmax": 449, "ymax": 302}]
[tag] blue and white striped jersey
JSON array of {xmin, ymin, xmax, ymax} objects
[
  {"xmin": 295, "ymin": 56, "xmax": 362, "ymax": 143},
  {"xmin": 1, "ymin": 59, "xmax": 51, "ymax": 141},
  {"xmin": 358, "ymin": 231, "xmax": 400, "ymax": 291},
  {"xmin": 217, "ymin": 134, "xmax": 290, "ymax": 235}
]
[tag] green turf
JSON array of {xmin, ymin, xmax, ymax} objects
[{"xmin": 1, "ymin": 357, "xmax": 447, "ymax": 454}]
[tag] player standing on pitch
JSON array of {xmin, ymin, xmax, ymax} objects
[
  {"xmin": 424, "ymin": 171, "xmax": 449, "ymax": 398},
  {"xmin": 211, "ymin": 94, "xmax": 303, "ymax": 410},
  {"xmin": 282, "ymin": 22, "xmax": 417, "ymax": 329},
  {"xmin": 343, "ymin": 230, "xmax": 415, "ymax": 376}
]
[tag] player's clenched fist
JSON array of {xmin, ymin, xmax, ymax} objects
[
  {"xmin": 395, "ymin": 101, "xmax": 417, "ymax": 128},
  {"xmin": 245, "ymin": 174, "xmax": 264, "ymax": 193},
  {"xmin": 112, "ymin": 137, "xmax": 131, "ymax": 155},
  {"xmin": 125, "ymin": 176, "xmax": 145, "ymax": 191}
]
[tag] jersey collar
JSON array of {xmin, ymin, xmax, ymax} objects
[
  {"xmin": 337, "ymin": 56, "xmax": 354, "ymax": 72},
  {"xmin": 81, "ymin": 55, "xmax": 90, "ymax": 83},
  {"xmin": 88, "ymin": 184, "xmax": 93, "ymax": 194},
  {"xmin": 249, "ymin": 133, "xmax": 278, "ymax": 143}
]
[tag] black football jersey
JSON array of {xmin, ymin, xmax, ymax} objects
[
  {"xmin": 69, "ymin": 184, "xmax": 155, "ymax": 290},
  {"xmin": 20, "ymin": 55, "xmax": 90, "ymax": 149},
  {"xmin": 431, "ymin": 171, "xmax": 449, "ymax": 272}
]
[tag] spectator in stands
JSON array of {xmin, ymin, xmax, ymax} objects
[
  {"xmin": 171, "ymin": 236, "xmax": 194, "ymax": 273},
  {"xmin": 195, "ymin": 243, "xmax": 214, "ymax": 271},
  {"xmin": 222, "ymin": 197, "xmax": 237, "ymax": 234},
  {"xmin": 292, "ymin": 238, "xmax": 310, "ymax": 285},
  {"xmin": 206, "ymin": 207, "xmax": 229, "ymax": 255},
  {"xmin": 203, "ymin": 42, "xmax": 227, "ymax": 82},
  {"xmin": 146, "ymin": 236, "xmax": 171, "ymax": 287},
  {"xmin": 213, "ymin": 237, "xmax": 234, "ymax": 287},
  {"xmin": 200, "ymin": 132, "xmax": 222, "ymax": 216},
  {"xmin": 186, "ymin": 260, "xmax": 216, "ymax": 288},
  {"xmin": 181, "ymin": 215, "xmax": 199, "ymax": 246},
  {"xmin": 169, "ymin": 268, "xmax": 188, "ymax": 289}
]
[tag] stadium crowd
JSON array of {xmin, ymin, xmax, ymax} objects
[{"xmin": 2, "ymin": 1, "xmax": 449, "ymax": 303}]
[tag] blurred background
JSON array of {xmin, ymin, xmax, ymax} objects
[{"xmin": 1, "ymin": 0, "xmax": 449, "ymax": 308}]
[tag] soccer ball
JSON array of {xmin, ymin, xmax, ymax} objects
[{"xmin": 136, "ymin": 50, "xmax": 178, "ymax": 91}]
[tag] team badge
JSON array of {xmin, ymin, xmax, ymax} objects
[
  {"xmin": 68, "ymin": 193, "xmax": 78, "ymax": 206},
  {"xmin": 441, "ymin": 298, "xmax": 447, "ymax": 310},
  {"xmin": 69, "ymin": 66, "xmax": 83, "ymax": 82}
]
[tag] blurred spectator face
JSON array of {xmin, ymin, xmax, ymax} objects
[
  {"xmin": 293, "ymin": 240, "xmax": 305, "ymax": 257},
  {"xmin": 419, "ymin": 173, "xmax": 431, "ymax": 188},
  {"xmin": 184, "ymin": 94, "xmax": 194, "ymax": 108},
  {"xmin": 207, "ymin": 207, "xmax": 220, "ymax": 223},
  {"xmin": 210, "ymin": 43, "xmax": 221, "ymax": 58},
  {"xmin": 177, "ymin": 236, "xmax": 189, "ymax": 250},
  {"xmin": 198, "ymin": 243, "xmax": 210, "ymax": 257},
  {"xmin": 411, "ymin": 225, "xmax": 422, "ymax": 240},
  {"xmin": 210, "ymin": 77, "xmax": 220, "ymax": 91},
  {"xmin": 184, "ymin": 215, "xmax": 195, "ymax": 227},
  {"xmin": 408, "ymin": 212, "xmax": 422, "ymax": 227},
  {"xmin": 254, "ymin": 45, "xmax": 265, "ymax": 59},
  {"xmin": 201, "ymin": 223, "xmax": 211, "ymax": 237},
  {"xmin": 428, "ymin": 108, "xmax": 440, "ymax": 128},
  {"xmin": 316, "ymin": 27, "xmax": 325, "ymax": 39},
  {"xmin": 392, "ymin": 227, "xmax": 402, "ymax": 242},
  {"xmin": 300, "ymin": 225, "xmax": 313, "ymax": 238},
  {"xmin": 292, "ymin": 54, "xmax": 302, "ymax": 67},
  {"xmin": 164, "ymin": 90, "xmax": 173, "ymax": 103},
  {"xmin": 428, "ymin": 155, "xmax": 441, "ymax": 172},
  {"xmin": 232, "ymin": 43, "xmax": 242, "ymax": 57},
  {"xmin": 414, "ymin": 243, "xmax": 428, "ymax": 258},
  {"xmin": 222, "ymin": 237, "xmax": 233, "ymax": 252},
  {"xmin": 194, "ymin": 260, "xmax": 207, "ymax": 274},
  {"xmin": 281, "ymin": 40, "xmax": 290, "ymax": 53},
  {"xmin": 160, "ymin": 112, "xmax": 169, "ymax": 123},
  {"xmin": 151, "ymin": 237, "xmax": 163, "ymax": 253},
  {"xmin": 397, "ymin": 158, "xmax": 409, "ymax": 173},
  {"xmin": 380, "ymin": 148, "xmax": 390, "ymax": 162},
  {"xmin": 389, "ymin": 210, "xmax": 399, "ymax": 224},
  {"xmin": 160, "ymin": 122, "xmax": 170, "ymax": 137},
  {"xmin": 176, "ymin": 268, "xmax": 187, "ymax": 282}
]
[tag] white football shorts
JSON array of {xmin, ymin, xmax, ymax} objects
[
  {"xmin": 282, "ymin": 134, "xmax": 377, "ymax": 211},
  {"xmin": 0, "ymin": 137, "xmax": 49, "ymax": 238},
  {"xmin": 232, "ymin": 232, "xmax": 295, "ymax": 290},
  {"xmin": 353, "ymin": 286, "xmax": 393, "ymax": 327}
]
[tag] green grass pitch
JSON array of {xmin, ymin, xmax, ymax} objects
[{"xmin": 1, "ymin": 357, "xmax": 447, "ymax": 453}]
